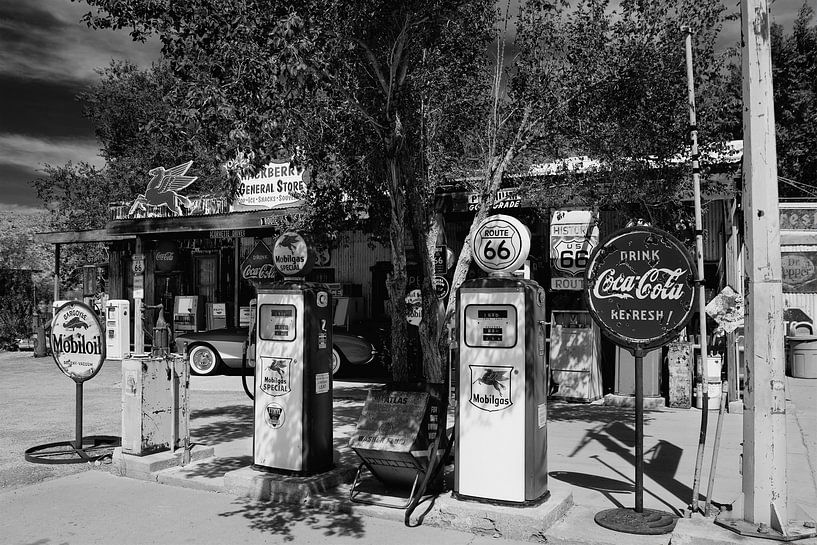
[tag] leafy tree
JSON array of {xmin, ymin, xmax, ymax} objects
[
  {"xmin": 439, "ymin": 0, "xmax": 732, "ymax": 327},
  {"xmin": 74, "ymin": 0, "xmax": 732, "ymax": 387},
  {"xmin": 771, "ymin": 2, "xmax": 817, "ymax": 198},
  {"xmin": 0, "ymin": 210, "xmax": 53, "ymax": 347},
  {"xmin": 79, "ymin": 0, "xmax": 497, "ymax": 384}
]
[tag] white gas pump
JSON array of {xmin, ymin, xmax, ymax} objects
[
  {"xmin": 105, "ymin": 300, "xmax": 130, "ymax": 360},
  {"xmin": 252, "ymin": 232, "xmax": 334, "ymax": 475},
  {"xmin": 454, "ymin": 215, "xmax": 549, "ymax": 504}
]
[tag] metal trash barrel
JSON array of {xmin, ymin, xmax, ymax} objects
[{"xmin": 790, "ymin": 339, "xmax": 817, "ymax": 379}]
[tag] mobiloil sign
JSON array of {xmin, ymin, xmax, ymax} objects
[
  {"xmin": 51, "ymin": 301, "xmax": 106, "ymax": 382},
  {"xmin": 454, "ymin": 214, "xmax": 549, "ymax": 505},
  {"xmin": 252, "ymin": 231, "xmax": 333, "ymax": 475}
]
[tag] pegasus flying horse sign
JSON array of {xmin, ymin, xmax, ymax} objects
[{"xmin": 129, "ymin": 161, "xmax": 198, "ymax": 216}]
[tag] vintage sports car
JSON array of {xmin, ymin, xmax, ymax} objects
[{"xmin": 174, "ymin": 327, "xmax": 379, "ymax": 377}]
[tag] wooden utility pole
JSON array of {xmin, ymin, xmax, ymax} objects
[{"xmin": 739, "ymin": 0, "xmax": 787, "ymax": 529}]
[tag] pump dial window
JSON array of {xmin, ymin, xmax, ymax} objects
[
  {"xmin": 259, "ymin": 304, "xmax": 297, "ymax": 341},
  {"xmin": 464, "ymin": 304, "xmax": 517, "ymax": 348}
]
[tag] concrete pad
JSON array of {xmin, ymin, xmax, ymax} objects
[
  {"xmin": 423, "ymin": 483, "xmax": 573, "ymax": 542},
  {"xmin": 672, "ymin": 514, "xmax": 817, "ymax": 545},
  {"xmin": 111, "ymin": 444, "xmax": 214, "ymax": 480},
  {"xmin": 603, "ymin": 394, "xmax": 666, "ymax": 408},
  {"xmin": 545, "ymin": 505, "xmax": 672, "ymax": 545},
  {"xmin": 223, "ymin": 464, "xmax": 357, "ymax": 502}
]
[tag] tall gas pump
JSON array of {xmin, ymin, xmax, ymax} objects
[
  {"xmin": 454, "ymin": 215, "xmax": 549, "ymax": 504},
  {"xmin": 252, "ymin": 232, "xmax": 334, "ymax": 475}
]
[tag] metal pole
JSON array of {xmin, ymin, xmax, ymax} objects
[
  {"xmin": 684, "ymin": 27, "xmax": 710, "ymax": 515},
  {"xmin": 53, "ymin": 244, "xmax": 61, "ymax": 302},
  {"xmin": 634, "ymin": 350, "xmax": 644, "ymax": 513},
  {"xmin": 75, "ymin": 382, "xmax": 83, "ymax": 451},
  {"xmin": 134, "ymin": 238, "xmax": 144, "ymax": 354},
  {"xmin": 705, "ymin": 381, "xmax": 729, "ymax": 515},
  {"xmin": 740, "ymin": 0, "xmax": 787, "ymax": 528}
]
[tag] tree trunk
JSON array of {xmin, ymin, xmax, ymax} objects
[{"xmin": 384, "ymin": 153, "xmax": 414, "ymax": 382}]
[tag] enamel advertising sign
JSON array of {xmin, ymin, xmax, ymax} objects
[
  {"xmin": 584, "ymin": 226, "xmax": 696, "ymax": 351},
  {"xmin": 51, "ymin": 301, "xmax": 106, "ymax": 382},
  {"xmin": 550, "ymin": 209, "xmax": 599, "ymax": 291},
  {"xmin": 230, "ymin": 161, "xmax": 308, "ymax": 212},
  {"xmin": 782, "ymin": 252, "xmax": 817, "ymax": 293},
  {"xmin": 241, "ymin": 240, "xmax": 277, "ymax": 281},
  {"xmin": 272, "ymin": 232, "xmax": 316, "ymax": 276},
  {"xmin": 472, "ymin": 215, "xmax": 531, "ymax": 274}
]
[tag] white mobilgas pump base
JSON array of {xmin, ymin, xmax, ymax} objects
[{"xmin": 454, "ymin": 276, "xmax": 549, "ymax": 505}]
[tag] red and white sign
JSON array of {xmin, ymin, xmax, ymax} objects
[
  {"xmin": 51, "ymin": 301, "xmax": 106, "ymax": 383},
  {"xmin": 472, "ymin": 215, "xmax": 531, "ymax": 274},
  {"xmin": 241, "ymin": 241, "xmax": 277, "ymax": 281},
  {"xmin": 272, "ymin": 232, "xmax": 315, "ymax": 276},
  {"xmin": 550, "ymin": 209, "xmax": 598, "ymax": 291}
]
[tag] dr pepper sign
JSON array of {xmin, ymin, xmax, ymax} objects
[{"xmin": 584, "ymin": 226, "xmax": 696, "ymax": 351}]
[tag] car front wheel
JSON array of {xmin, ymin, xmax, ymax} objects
[
  {"xmin": 189, "ymin": 344, "xmax": 221, "ymax": 376},
  {"xmin": 331, "ymin": 348, "xmax": 341, "ymax": 376}
]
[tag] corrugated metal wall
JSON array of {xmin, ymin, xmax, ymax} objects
[{"xmin": 331, "ymin": 231, "xmax": 391, "ymax": 314}]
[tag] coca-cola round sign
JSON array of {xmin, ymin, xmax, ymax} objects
[{"xmin": 584, "ymin": 226, "xmax": 696, "ymax": 351}]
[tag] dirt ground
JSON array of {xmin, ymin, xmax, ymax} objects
[{"xmin": 0, "ymin": 351, "xmax": 253, "ymax": 492}]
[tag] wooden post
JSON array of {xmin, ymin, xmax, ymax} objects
[{"xmin": 740, "ymin": 0, "xmax": 787, "ymax": 528}]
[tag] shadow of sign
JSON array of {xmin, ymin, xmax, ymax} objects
[{"xmin": 568, "ymin": 420, "xmax": 691, "ymax": 512}]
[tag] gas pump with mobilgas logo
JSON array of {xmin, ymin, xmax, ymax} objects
[
  {"xmin": 252, "ymin": 232, "xmax": 333, "ymax": 475},
  {"xmin": 454, "ymin": 214, "xmax": 549, "ymax": 504}
]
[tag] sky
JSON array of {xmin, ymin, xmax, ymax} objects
[{"xmin": 0, "ymin": 0, "xmax": 810, "ymax": 214}]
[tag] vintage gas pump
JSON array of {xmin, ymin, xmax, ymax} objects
[
  {"xmin": 454, "ymin": 215, "xmax": 549, "ymax": 504},
  {"xmin": 105, "ymin": 300, "xmax": 130, "ymax": 360},
  {"xmin": 252, "ymin": 232, "xmax": 334, "ymax": 475}
]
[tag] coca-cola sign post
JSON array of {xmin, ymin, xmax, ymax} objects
[{"xmin": 583, "ymin": 225, "xmax": 695, "ymax": 534}]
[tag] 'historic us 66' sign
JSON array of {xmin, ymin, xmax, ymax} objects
[
  {"xmin": 51, "ymin": 301, "xmax": 106, "ymax": 382},
  {"xmin": 584, "ymin": 226, "xmax": 696, "ymax": 350},
  {"xmin": 472, "ymin": 214, "xmax": 531, "ymax": 274}
]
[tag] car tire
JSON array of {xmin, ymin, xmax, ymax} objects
[
  {"xmin": 189, "ymin": 344, "xmax": 221, "ymax": 376},
  {"xmin": 331, "ymin": 348, "xmax": 341, "ymax": 376}
]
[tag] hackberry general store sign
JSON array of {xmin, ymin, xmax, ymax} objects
[
  {"xmin": 584, "ymin": 226, "xmax": 695, "ymax": 350},
  {"xmin": 51, "ymin": 301, "xmax": 106, "ymax": 382},
  {"xmin": 231, "ymin": 161, "xmax": 309, "ymax": 212}
]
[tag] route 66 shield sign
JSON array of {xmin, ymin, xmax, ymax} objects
[{"xmin": 472, "ymin": 215, "xmax": 531, "ymax": 274}]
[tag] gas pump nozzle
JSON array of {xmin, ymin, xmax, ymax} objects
[{"xmin": 143, "ymin": 303, "xmax": 172, "ymax": 357}]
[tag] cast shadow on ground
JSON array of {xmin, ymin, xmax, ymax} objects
[
  {"xmin": 547, "ymin": 401, "xmax": 659, "ymax": 425},
  {"xmin": 565, "ymin": 419, "xmax": 690, "ymax": 513},
  {"xmin": 190, "ymin": 404, "xmax": 254, "ymax": 444},
  {"xmin": 218, "ymin": 497, "xmax": 366, "ymax": 541}
]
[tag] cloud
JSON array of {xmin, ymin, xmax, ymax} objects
[
  {"xmin": 0, "ymin": 0, "xmax": 160, "ymax": 84},
  {"xmin": 0, "ymin": 133, "xmax": 103, "ymax": 171}
]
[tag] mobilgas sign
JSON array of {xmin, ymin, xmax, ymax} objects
[
  {"xmin": 584, "ymin": 226, "xmax": 696, "ymax": 351},
  {"xmin": 51, "ymin": 301, "xmax": 106, "ymax": 383},
  {"xmin": 272, "ymin": 231, "xmax": 315, "ymax": 276}
]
